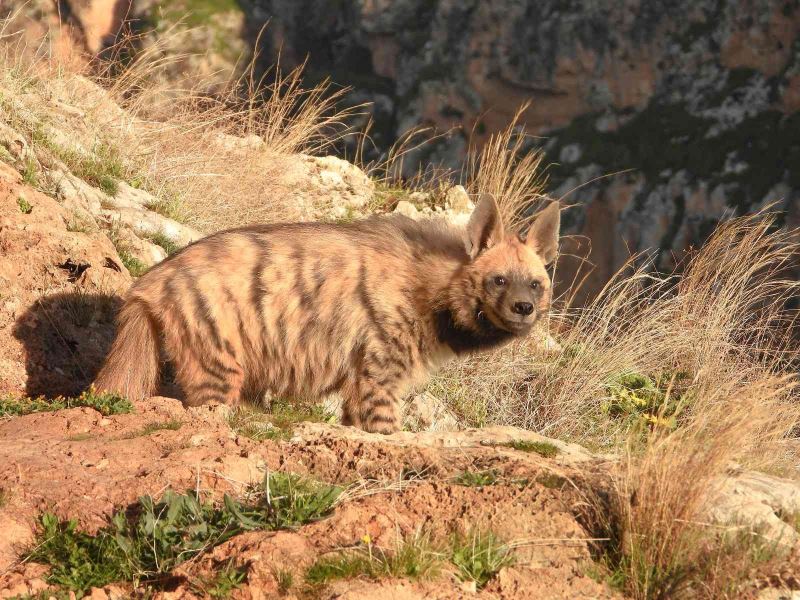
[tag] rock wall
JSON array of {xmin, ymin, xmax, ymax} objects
[{"xmin": 246, "ymin": 0, "xmax": 800, "ymax": 300}]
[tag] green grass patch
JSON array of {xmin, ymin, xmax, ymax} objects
[
  {"xmin": 193, "ymin": 560, "xmax": 247, "ymax": 598},
  {"xmin": 306, "ymin": 529, "xmax": 512, "ymax": 589},
  {"xmin": 274, "ymin": 568, "xmax": 293, "ymax": 594},
  {"xmin": 598, "ymin": 521, "xmax": 782, "ymax": 599},
  {"xmin": 144, "ymin": 191, "xmax": 187, "ymax": 223},
  {"xmin": 117, "ymin": 249, "xmax": 148, "ymax": 277},
  {"xmin": 21, "ymin": 157, "xmax": 38, "ymax": 186},
  {"xmin": 228, "ymin": 400, "xmax": 336, "ymax": 442},
  {"xmin": 27, "ymin": 472, "xmax": 341, "ymax": 594},
  {"xmin": 452, "ymin": 470, "xmax": 499, "ymax": 487},
  {"xmin": 306, "ymin": 531, "xmax": 443, "ymax": 585},
  {"xmin": 501, "ymin": 439, "xmax": 560, "ymax": 458},
  {"xmin": 52, "ymin": 142, "xmax": 124, "ymax": 196},
  {"xmin": 108, "ymin": 224, "xmax": 149, "ymax": 277},
  {"xmin": 146, "ymin": 230, "xmax": 182, "ymax": 256},
  {"xmin": 450, "ymin": 529, "xmax": 514, "ymax": 589},
  {"xmin": 0, "ymin": 389, "xmax": 133, "ymax": 418},
  {"xmin": 121, "ymin": 419, "xmax": 182, "ymax": 439},
  {"xmin": 65, "ymin": 433, "xmax": 94, "ymax": 442},
  {"xmin": 17, "ymin": 195, "xmax": 32, "ymax": 214}
]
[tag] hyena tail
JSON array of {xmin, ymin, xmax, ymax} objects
[{"xmin": 93, "ymin": 299, "xmax": 160, "ymax": 400}]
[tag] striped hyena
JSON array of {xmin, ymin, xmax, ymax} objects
[{"xmin": 94, "ymin": 194, "xmax": 560, "ymax": 433}]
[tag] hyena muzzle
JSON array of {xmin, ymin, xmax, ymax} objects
[{"xmin": 93, "ymin": 194, "xmax": 560, "ymax": 434}]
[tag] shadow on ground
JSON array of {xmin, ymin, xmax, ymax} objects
[{"xmin": 12, "ymin": 291, "xmax": 182, "ymax": 399}]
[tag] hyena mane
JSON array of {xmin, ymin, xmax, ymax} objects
[{"xmin": 94, "ymin": 194, "xmax": 560, "ymax": 433}]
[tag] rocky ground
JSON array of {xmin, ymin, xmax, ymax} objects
[
  {"xmin": 0, "ymin": 398, "xmax": 616, "ymax": 599},
  {"xmin": 1, "ymin": 398, "xmax": 799, "ymax": 598}
]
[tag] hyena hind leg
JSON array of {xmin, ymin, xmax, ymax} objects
[
  {"xmin": 342, "ymin": 380, "xmax": 401, "ymax": 435},
  {"xmin": 169, "ymin": 341, "xmax": 245, "ymax": 407}
]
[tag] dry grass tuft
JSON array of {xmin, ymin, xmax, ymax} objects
[
  {"xmin": 466, "ymin": 103, "xmax": 549, "ymax": 230},
  {"xmin": 598, "ymin": 372, "xmax": 796, "ymax": 598}
]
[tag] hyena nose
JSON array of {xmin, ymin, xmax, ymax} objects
[{"xmin": 512, "ymin": 301, "xmax": 534, "ymax": 316}]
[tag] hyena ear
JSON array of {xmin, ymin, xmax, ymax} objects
[
  {"xmin": 526, "ymin": 201, "xmax": 560, "ymax": 264},
  {"xmin": 465, "ymin": 193, "xmax": 504, "ymax": 259}
]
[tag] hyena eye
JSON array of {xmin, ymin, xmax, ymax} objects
[
  {"xmin": 530, "ymin": 280, "xmax": 540, "ymax": 290},
  {"xmin": 494, "ymin": 276, "xmax": 506, "ymax": 286}
]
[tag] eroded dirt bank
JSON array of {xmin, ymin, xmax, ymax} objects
[{"xmin": 0, "ymin": 397, "xmax": 618, "ymax": 599}]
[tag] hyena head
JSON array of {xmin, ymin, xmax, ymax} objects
[{"xmin": 453, "ymin": 194, "xmax": 560, "ymax": 337}]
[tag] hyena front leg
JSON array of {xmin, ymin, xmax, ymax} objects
[{"xmin": 341, "ymin": 372, "xmax": 403, "ymax": 434}]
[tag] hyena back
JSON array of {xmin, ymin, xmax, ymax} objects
[{"xmin": 94, "ymin": 194, "xmax": 560, "ymax": 433}]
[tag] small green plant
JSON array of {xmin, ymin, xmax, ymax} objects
[
  {"xmin": 0, "ymin": 389, "xmax": 133, "ymax": 417},
  {"xmin": 54, "ymin": 142, "xmax": 125, "ymax": 196},
  {"xmin": 29, "ymin": 512, "xmax": 129, "ymax": 593},
  {"xmin": 146, "ymin": 230, "xmax": 181, "ymax": 256},
  {"xmin": 66, "ymin": 433, "xmax": 94, "ymax": 442},
  {"xmin": 305, "ymin": 552, "xmax": 375, "ymax": 585},
  {"xmin": 306, "ymin": 531, "xmax": 443, "ymax": 585},
  {"xmin": 0, "ymin": 488, "xmax": 8, "ymax": 509},
  {"xmin": 17, "ymin": 195, "xmax": 32, "ymax": 214},
  {"xmin": 254, "ymin": 472, "xmax": 343, "ymax": 529},
  {"xmin": 501, "ymin": 439, "xmax": 559, "ymax": 458},
  {"xmin": 449, "ymin": 529, "xmax": 514, "ymax": 589},
  {"xmin": 452, "ymin": 470, "xmax": 499, "ymax": 487},
  {"xmin": 72, "ymin": 389, "xmax": 133, "ymax": 415},
  {"xmin": 144, "ymin": 190, "xmax": 187, "ymax": 223},
  {"xmin": 275, "ymin": 568, "xmax": 293, "ymax": 594},
  {"xmin": 27, "ymin": 472, "xmax": 340, "ymax": 594},
  {"xmin": 107, "ymin": 225, "xmax": 149, "ymax": 277},
  {"xmin": 603, "ymin": 370, "xmax": 691, "ymax": 432},
  {"xmin": 121, "ymin": 419, "xmax": 182, "ymax": 439},
  {"xmin": 118, "ymin": 249, "xmax": 148, "ymax": 277},
  {"xmin": 227, "ymin": 407, "xmax": 286, "ymax": 441},
  {"xmin": 21, "ymin": 157, "xmax": 38, "ymax": 186},
  {"xmin": 228, "ymin": 400, "xmax": 336, "ymax": 441},
  {"xmin": 195, "ymin": 560, "xmax": 247, "ymax": 598}
]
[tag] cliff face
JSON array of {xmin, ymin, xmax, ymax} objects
[{"xmin": 247, "ymin": 0, "xmax": 800, "ymax": 299}]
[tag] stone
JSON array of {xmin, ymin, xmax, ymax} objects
[
  {"xmin": 707, "ymin": 468, "xmax": 800, "ymax": 543},
  {"xmin": 403, "ymin": 392, "xmax": 459, "ymax": 432},
  {"xmin": 394, "ymin": 199, "xmax": 419, "ymax": 219},
  {"xmin": 444, "ymin": 184, "xmax": 473, "ymax": 213}
]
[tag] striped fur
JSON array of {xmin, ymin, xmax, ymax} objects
[{"xmin": 94, "ymin": 194, "xmax": 560, "ymax": 433}]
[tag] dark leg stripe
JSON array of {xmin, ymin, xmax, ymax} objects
[
  {"xmin": 366, "ymin": 414, "xmax": 396, "ymax": 424},
  {"xmin": 193, "ymin": 379, "xmax": 232, "ymax": 393},
  {"xmin": 367, "ymin": 397, "xmax": 393, "ymax": 408}
]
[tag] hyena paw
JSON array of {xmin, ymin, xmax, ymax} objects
[{"xmin": 362, "ymin": 418, "xmax": 399, "ymax": 435}]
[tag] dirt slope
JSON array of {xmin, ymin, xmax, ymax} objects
[
  {"xmin": 0, "ymin": 397, "xmax": 617, "ymax": 599},
  {"xmin": 0, "ymin": 162, "xmax": 131, "ymax": 398}
]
